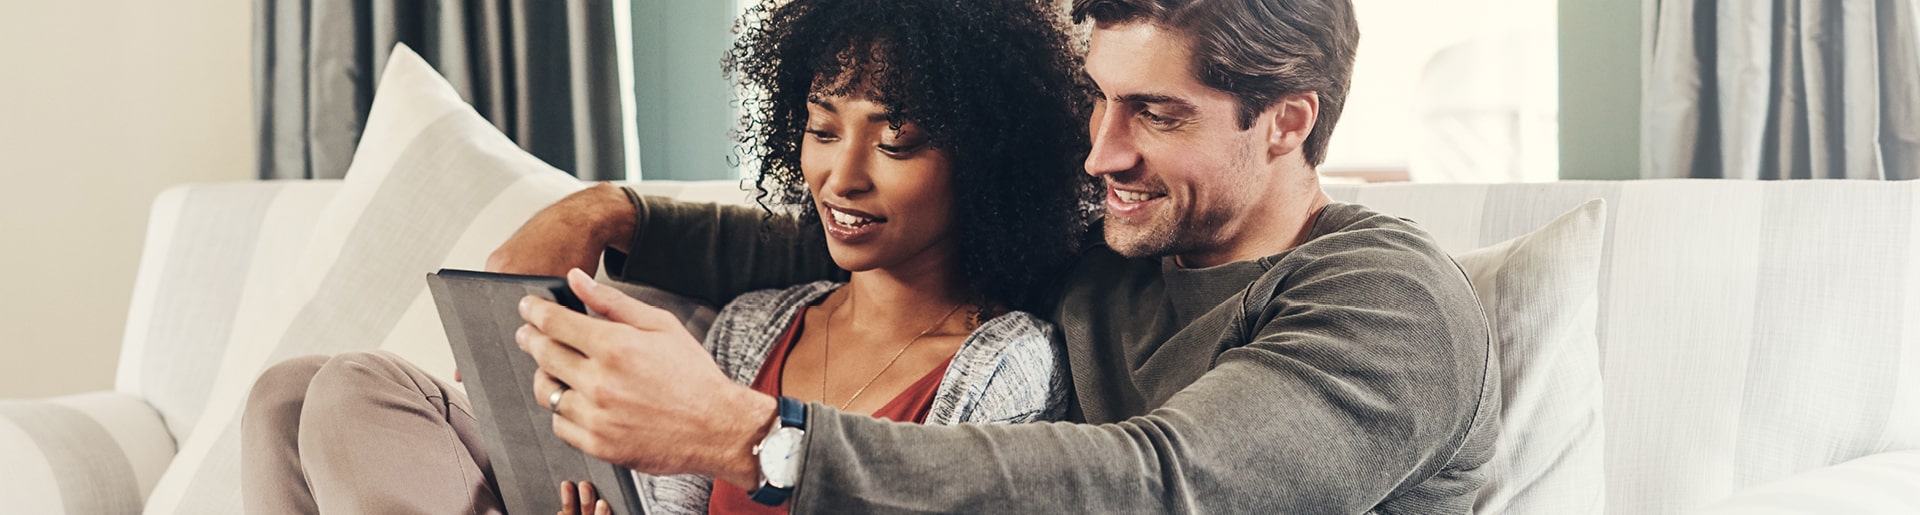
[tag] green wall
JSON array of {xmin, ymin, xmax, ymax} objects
[
  {"xmin": 1558, "ymin": 0, "xmax": 1642, "ymax": 180},
  {"xmin": 630, "ymin": 0, "xmax": 737, "ymax": 181}
]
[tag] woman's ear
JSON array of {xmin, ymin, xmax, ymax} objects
[{"xmin": 1264, "ymin": 91, "xmax": 1318, "ymax": 161}]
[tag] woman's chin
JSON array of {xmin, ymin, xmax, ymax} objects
[{"xmin": 824, "ymin": 246, "xmax": 881, "ymax": 273}]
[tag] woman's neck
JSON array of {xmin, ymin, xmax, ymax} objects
[{"xmin": 838, "ymin": 265, "xmax": 967, "ymax": 333}]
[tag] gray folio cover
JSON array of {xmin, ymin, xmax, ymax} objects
[{"xmin": 426, "ymin": 270, "xmax": 645, "ymax": 515}]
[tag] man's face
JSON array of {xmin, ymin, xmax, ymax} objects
[{"xmin": 1084, "ymin": 22, "xmax": 1277, "ymax": 261}]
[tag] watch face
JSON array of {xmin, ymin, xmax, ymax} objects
[{"xmin": 758, "ymin": 427, "xmax": 805, "ymax": 488}]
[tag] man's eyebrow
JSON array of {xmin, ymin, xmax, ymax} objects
[{"xmin": 1116, "ymin": 93, "xmax": 1198, "ymax": 111}]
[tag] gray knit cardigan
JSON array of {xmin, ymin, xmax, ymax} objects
[{"xmin": 631, "ymin": 280, "xmax": 1070, "ymax": 514}]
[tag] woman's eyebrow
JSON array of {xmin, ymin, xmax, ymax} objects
[{"xmin": 806, "ymin": 96, "xmax": 836, "ymax": 112}]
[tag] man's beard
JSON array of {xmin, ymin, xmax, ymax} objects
[
  {"xmin": 1104, "ymin": 208, "xmax": 1200, "ymax": 259},
  {"xmin": 1103, "ymin": 140, "xmax": 1260, "ymax": 261}
]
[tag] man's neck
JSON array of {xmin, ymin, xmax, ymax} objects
[{"xmin": 1174, "ymin": 187, "xmax": 1333, "ymax": 269}]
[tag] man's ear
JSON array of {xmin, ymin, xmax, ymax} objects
[{"xmin": 1264, "ymin": 91, "xmax": 1319, "ymax": 161}]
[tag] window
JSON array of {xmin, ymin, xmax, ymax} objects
[
  {"xmin": 615, "ymin": 1, "xmax": 1558, "ymax": 183},
  {"xmin": 1321, "ymin": 0, "xmax": 1558, "ymax": 183},
  {"xmin": 616, "ymin": 0, "xmax": 752, "ymax": 181}
]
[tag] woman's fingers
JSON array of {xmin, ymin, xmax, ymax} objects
[
  {"xmin": 577, "ymin": 481, "xmax": 603, "ymax": 515},
  {"xmin": 557, "ymin": 480, "xmax": 605, "ymax": 515},
  {"xmin": 557, "ymin": 480, "xmax": 578, "ymax": 515}
]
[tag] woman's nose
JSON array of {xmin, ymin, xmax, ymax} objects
[{"xmin": 823, "ymin": 145, "xmax": 874, "ymax": 197}]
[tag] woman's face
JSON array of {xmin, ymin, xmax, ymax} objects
[{"xmin": 800, "ymin": 91, "xmax": 959, "ymax": 277}]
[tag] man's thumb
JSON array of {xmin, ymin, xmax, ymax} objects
[{"xmin": 566, "ymin": 268, "xmax": 665, "ymax": 327}]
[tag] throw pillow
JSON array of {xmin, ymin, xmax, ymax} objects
[
  {"xmin": 140, "ymin": 43, "xmax": 587, "ymax": 514},
  {"xmin": 1456, "ymin": 199, "xmax": 1609, "ymax": 514}
]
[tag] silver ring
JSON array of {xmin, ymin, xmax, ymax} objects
[{"xmin": 549, "ymin": 387, "xmax": 567, "ymax": 415}]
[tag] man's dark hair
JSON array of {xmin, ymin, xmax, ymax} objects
[
  {"xmin": 726, "ymin": 0, "xmax": 1097, "ymax": 314},
  {"xmin": 1071, "ymin": 0, "xmax": 1359, "ymax": 167}
]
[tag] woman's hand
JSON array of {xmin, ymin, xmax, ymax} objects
[{"xmin": 557, "ymin": 480, "xmax": 611, "ymax": 515}]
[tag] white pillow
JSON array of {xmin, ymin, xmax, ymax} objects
[
  {"xmin": 140, "ymin": 44, "xmax": 587, "ymax": 514},
  {"xmin": 1457, "ymin": 199, "xmax": 1609, "ymax": 514}
]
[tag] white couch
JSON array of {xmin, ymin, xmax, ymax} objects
[{"xmin": 3, "ymin": 177, "xmax": 1918, "ymax": 514}]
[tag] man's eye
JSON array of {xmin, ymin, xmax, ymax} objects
[{"xmin": 1139, "ymin": 110, "xmax": 1174, "ymax": 127}]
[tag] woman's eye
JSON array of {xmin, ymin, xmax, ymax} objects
[
  {"xmin": 805, "ymin": 129, "xmax": 838, "ymax": 142},
  {"xmin": 877, "ymin": 139, "xmax": 926, "ymax": 157}
]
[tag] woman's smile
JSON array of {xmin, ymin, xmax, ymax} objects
[{"xmin": 822, "ymin": 201, "xmax": 887, "ymax": 244}]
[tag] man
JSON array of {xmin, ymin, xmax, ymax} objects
[{"xmin": 495, "ymin": 0, "xmax": 1497, "ymax": 512}]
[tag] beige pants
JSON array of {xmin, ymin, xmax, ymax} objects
[{"xmin": 241, "ymin": 350, "xmax": 505, "ymax": 514}]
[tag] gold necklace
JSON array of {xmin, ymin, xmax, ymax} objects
[{"xmin": 821, "ymin": 287, "xmax": 963, "ymax": 411}]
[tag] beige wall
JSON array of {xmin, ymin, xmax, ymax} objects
[{"xmin": 0, "ymin": 1, "xmax": 254, "ymax": 397}]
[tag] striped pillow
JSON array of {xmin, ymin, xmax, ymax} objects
[
  {"xmin": 139, "ymin": 43, "xmax": 586, "ymax": 513},
  {"xmin": 1457, "ymin": 200, "xmax": 1608, "ymax": 514}
]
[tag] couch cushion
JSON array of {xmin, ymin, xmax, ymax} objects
[
  {"xmin": 1455, "ymin": 199, "xmax": 1607, "ymax": 514},
  {"xmin": 140, "ymin": 44, "xmax": 587, "ymax": 513},
  {"xmin": 119, "ymin": 181, "xmax": 338, "ymax": 441},
  {"xmin": 1695, "ymin": 449, "xmax": 1920, "ymax": 514}
]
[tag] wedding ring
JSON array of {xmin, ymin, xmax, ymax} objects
[{"xmin": 549, "ymin": 387, "xmax": 567, "ymax": 415}]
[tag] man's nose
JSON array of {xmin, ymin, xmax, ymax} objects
[{"xmin": 1084, "ymin": 104, "xmax": 1141, "ymax": 177}]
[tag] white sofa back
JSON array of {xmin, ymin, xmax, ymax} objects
[
  {"xmin": 1323, "ymin": 180, "xmax": 1920, "ymax": 512},
  {"xmin": 123, "ymin": 178, "xmax": 1919, "ymax": 513}
]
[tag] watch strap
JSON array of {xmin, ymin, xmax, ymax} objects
[
  {"xmin": 776, "ymin": 395, "xmax": 806, "ymax": 429},
  {"xmin": 748, "ymin": 396, "xmax": 807, "ymax": 506}
]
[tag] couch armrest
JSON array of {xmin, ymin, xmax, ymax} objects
[
  {"xmin": 1696, "ymin": 450, "xmax": 1920, "ymax": 514},
  {"xmin": 0, "ymin": 392, "xmax": 177, "ymax": 513}
]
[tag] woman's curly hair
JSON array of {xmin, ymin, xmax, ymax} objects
[{"xmin": 725, "ymin": 0, "xmax": 1098, "ymax": 314}]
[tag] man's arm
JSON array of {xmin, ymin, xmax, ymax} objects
[
  {"xmin": 601, "ymin": 190, "xmax": 846, "ymax": 307},
  {"xmin": 487, "ymin": 184, "xmax": 844, "ymax": 306},
  {"xmin": 516, "ymin": 224, "xmax": 1493, "ymax": 513},
  {"xmin": 788, "ymin": 238, "xmax": 1495, "ymax": 513},
  {"xmin": 487, "ymin": 183, "xmax": 638, "ymax": 277}
]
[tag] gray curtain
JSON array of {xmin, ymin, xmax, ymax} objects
[
  {"xmin": 1643, "ymin": 0, "xmax": 1920, "ymax": 179},
  {"xmin": 256, "ymin": 0, "xmax": 626, "ymax": 180}
]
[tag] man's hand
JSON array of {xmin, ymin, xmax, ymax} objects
[
  {"xmin": 518, "ymin": 269, "xmax": 776, "ymax": 490},
  {"xmin": 487, "ymin": 183, "xmax": 636, "ymax": 277}
]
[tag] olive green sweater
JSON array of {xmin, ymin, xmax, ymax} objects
[{"xmin": 606, "ymin": 196, "xmax": 1498, "ymax": 514}]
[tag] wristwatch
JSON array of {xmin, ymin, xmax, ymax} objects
[{"xmin": 748, "ymin": 396, "xmax": 807, "ymax": 506}]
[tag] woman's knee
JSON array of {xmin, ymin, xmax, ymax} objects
[
  {"xmin": 245, "ymin": 355, "xmax": 330, "ymax": 414},
  {"xmin": 304, "ymin": 350, "xmax": 441, "ymax": 411}
]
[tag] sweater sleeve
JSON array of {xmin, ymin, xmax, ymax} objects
[
  {"xmin": 950, "ymin": 316, "xmax": 1072, "ymax": 425},
  {"xmin": 787, "ymin": 232, "xmax": 1495, "ymax": 513},
  {"xmin": 603, "ymin": 192, "xmax": 847, "ymax": 307}
]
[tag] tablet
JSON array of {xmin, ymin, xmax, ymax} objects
[{"xmin": 426, "ymin": 269, "xmax": 646, "ymax": 515}]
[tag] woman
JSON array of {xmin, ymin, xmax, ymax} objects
[
  {"xmin": 240, "ymin": 0, "xmax": 1091, "ymax": 513},
  {"xmin": 613, "ymin": 0, "xmax": 1093, "ymax": 512}
]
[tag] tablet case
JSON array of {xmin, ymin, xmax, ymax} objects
[{"xmin": 426, "ymin": 269, "xmax": 646, "ymax": 515}]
